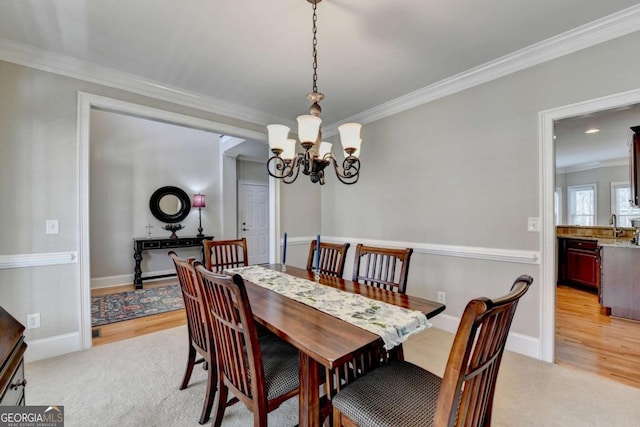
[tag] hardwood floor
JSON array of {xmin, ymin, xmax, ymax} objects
[
  {"xmin": 91, "ymin": 280, "xmax": 186, "ymax": 346},
  {"xmin": 555, "ymin": 285, "xmax": 640, "ymax": 389}
]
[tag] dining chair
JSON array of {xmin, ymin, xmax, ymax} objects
[
  {"xmin": 203, "ymin": 238, "xmax": 249, "ymax": 272},
  {"xmin": 306, "ymin": 241, "xmax": 351, "ymax": 277},
  {"xmin": 352, "ymin": 243, "xmax": 414, "ymax": 294},
  {"xmin": 195, "ymin": 265, "xmax": 301, "ymax": 427},
  {"xmin": 168, "ymin": 251, "xmax": 218, "ymax": 425},
  {"xmin": 332, "ymin": 274, "xmax": 534, "ymax": 427}
]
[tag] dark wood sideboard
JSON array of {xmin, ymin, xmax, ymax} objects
[
  {"xmin": 0, "ymin": 306, "xmax": 27, "ymax": 406},
  {"xmin": 133, "ymin": 235, "xmax": 213, "ymax": 289}
]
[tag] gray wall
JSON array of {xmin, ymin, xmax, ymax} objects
[
  {"xmin": 237, "ymin": 160, "xmax": 268, "ymax": 183},
  {"xmin": 89, "ymin": 110, "xmax": 219, "ymax": 286},
  {"xmin": 0, "ymin": 59, "xmax": 262, "ymax": 345},
  {"xmin": 556, "ymin": 165, "xmax": 629, "ymax": 225},
  {"xmin": 320, "ymin": 31, "xmax": 640, "ymax": 339}
]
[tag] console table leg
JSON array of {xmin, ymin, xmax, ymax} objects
[{"xmin": 134, "ymin": 250, "xmax": 143, "ymax": 289}]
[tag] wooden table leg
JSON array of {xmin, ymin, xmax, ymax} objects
[{"xmin": 299, "ymin": 352, "xmax": 321, "ymax": 427}]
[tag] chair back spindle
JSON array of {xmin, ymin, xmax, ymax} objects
[
  {"xmin": 203, "ymin": 238, "xmax": 249, "ymax": 272},
  {"xmin": 352, "ymin": 244, "xmax": 414, "ymax": 293},
  {"xmin": 306, "ymin": 241, "xmax": 350, "ymax": 277}
]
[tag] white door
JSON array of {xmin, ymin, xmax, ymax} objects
[{"xmin": 238, "ymin": 182, "xmax": 270, "ymax": 264}]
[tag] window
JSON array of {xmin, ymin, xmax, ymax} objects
[
  {"xmin": 554, "ymin": 187, "xmax": 563, "ymax": 225},
  {"xmin": 567, "ymin": 184, "xmax": 596, "ymax": 225},
  {"xmin": 610, "ymin": 181, "xmax": 640, "ymax": 227}
]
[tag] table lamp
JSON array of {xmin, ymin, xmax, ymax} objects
[{"xmin": 193, "ymin": 194, "xmax": 206, "ymax": 237}]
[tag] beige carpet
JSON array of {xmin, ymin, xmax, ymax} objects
[{"xmin": 26, "ymin": 326, "xmax": 640, "ymax": 426}]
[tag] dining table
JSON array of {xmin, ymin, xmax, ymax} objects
[{"xmin": 230, "ymin": 264, "xmax": 446, "ymax": 427}]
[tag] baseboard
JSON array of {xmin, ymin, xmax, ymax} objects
[
  {"xmin": 91, "ymin": 269, "xmax": 176, "ymax": 289},
  {"xmin": 428, "ymin": 313, "xmax": 540, "ymax": 359},
  {"xmin": 24, "ymin": 331, "xmax": 82, "ymax": 363}
]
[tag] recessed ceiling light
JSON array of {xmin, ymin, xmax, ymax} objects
[{"xmin": 585, "ymin": 128, "xmax": 600, "ymax": 134}]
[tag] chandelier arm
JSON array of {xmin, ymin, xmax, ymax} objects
[
  {"xmin": 328, "ymin": 155, "xmax": 360, "ymax": 185},
  {"xmin": 267, "ymin": 154, "xmax": 299, "ymax": 180}
]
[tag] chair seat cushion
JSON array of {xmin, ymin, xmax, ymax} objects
[
  {"xmin": 332, "ymin": 360, "xmax": 442, "ymax": 427},
  {"xmin": 259, "ymin": 334, "xmax": 300, "ymax": 400}
]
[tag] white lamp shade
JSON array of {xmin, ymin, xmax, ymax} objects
[
  {"xmin": 297, "ymin": 115, "xmax": 322, "ymax": 143},
  {"xmin": 319, "ymin": 141, "xmax": 333, "ymax": 158},
  {"xmin": 267, "ymin": 124, "xmax": 290, "ymax": 150},
  {"xmin": 338, "ymin": 122, "xmax": 362, "ymax": 150},
  {"xmin": 282, "ymin": 139, "xmax": 297, "ymax": 160}
]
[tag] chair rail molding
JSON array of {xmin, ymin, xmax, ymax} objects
[
  {"xmin": 0, "ymin": 252, "xmax": 77, "ymax": 269},
  {"xmin": 286, "ymin": 236, "xmax": 539, "ymax": 265}
]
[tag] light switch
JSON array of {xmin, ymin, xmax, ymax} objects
[
  {"xmin": 527, "ymin": 217, "xmax": 540, "ymax": 232},
  {"xmin": 46, "ymin": 219, "xmax": 59, "ymax": 234}
]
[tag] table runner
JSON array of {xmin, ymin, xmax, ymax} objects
[{"xmin": 225, "ymin": 265, "xmax": 431, "ymax": 350}]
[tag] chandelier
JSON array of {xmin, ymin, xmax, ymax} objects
[{"xmin": 266, "ymin": 0, "xmax": 362, "ymax": 185}]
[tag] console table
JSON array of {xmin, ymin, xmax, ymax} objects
[{"xmin": 133, "ymin": 235, "xmax": 213, "ymax": 289}]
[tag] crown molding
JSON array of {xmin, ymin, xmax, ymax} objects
[
  {"xmin": 1, "ymin": 5, "xmax": 639, "ymax": 135},
  {"xmin": 0, "ymin": 38, "xmax": 291, "ymax": 129},
  {"xmin": 557, "ymin": 157, "xmax": 629, "ymax": 174},
  {"xmin": 325, "ymin": 4, "xmax": 640, "ymax": 133}
]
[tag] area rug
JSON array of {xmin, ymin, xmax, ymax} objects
[{"xmin": 91, "ymin": 284, "xmax": 184, "ymax": 327}]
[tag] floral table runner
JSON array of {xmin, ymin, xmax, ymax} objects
[{"xmin": 225, "ymin": 265, "xmax": 431, "ymax": 350}]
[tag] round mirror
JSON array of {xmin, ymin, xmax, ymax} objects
[{"xmin": 149, "ymin": 186, "xmax": 191, "ymax": 223}]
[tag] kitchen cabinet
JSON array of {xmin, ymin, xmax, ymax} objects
[
  {"xmin": 557, "ymin": 238, "xmax": 600, "ymax": 290},
  {"xmin": 601, "ymin": 245, "xmax": 640, "ymax": 321}
]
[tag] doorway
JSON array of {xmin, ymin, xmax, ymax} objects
[
  {"xmin": 540, "ymin": 87, "xmax": 640, "ymax": 387},
  {"xmin": 238, "ymin": 181, "xmax": 270, "ymax": 264},
  {"xmin": 77, "ymin": 92, "xmax": 278, "ymax": 349}
]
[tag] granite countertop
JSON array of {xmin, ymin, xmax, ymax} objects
[
  {"xmin": 557, "ymin": 234, "xmax": 640, "ymax": 249},
  {"xmin": 599, "ymin": 240, "xmax": 640, "ymax": 249}
]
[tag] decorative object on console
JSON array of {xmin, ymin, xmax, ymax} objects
[
  {"xmin": 266, "ymin": 0, "xmax": 362, "ymax": 186},
  {"xmin": 193, "ymin": 193, "xmax": 206, "ymax": 238},
  {"xmin": 162, "ymin": 224, "xmax": 184, "ymax": 238}
]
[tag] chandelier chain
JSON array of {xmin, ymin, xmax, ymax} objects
[{"xmin": 312, "ymin": 1, "xmax": 318, "ymax": 94}]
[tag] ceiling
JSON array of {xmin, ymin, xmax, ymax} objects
[
  {"xmin": 0, "ymin": 0, "xmax": 639, "ymax": 129},
  {"xmin": 555, "ymin": 104, "xmax": 640, "ymax": 169}
]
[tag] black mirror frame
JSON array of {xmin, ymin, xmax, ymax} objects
[{"xmin": 149, "ymin": 186, "xmax": 191, "ymax": 223}]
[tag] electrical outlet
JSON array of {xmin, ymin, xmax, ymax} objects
[
  {"xmin": 437, "ymin": 291, "xmax": 446, "ymax": 304},
  {"xmin": 27, "ymin": 313, "xmax": 40, "ymax": 329},
  {"xmin": 527, "ymin": 217, "xmax": 540, "ymax": 232}
]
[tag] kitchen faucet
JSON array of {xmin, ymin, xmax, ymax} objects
[{"xmin": 609, "ymin": 213, "xmax": 623, "ymax": 238}]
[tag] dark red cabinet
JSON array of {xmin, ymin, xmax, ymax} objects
[{"xmin": 558, "ymin": 238, "xmax": 600, "ymax": 290}]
